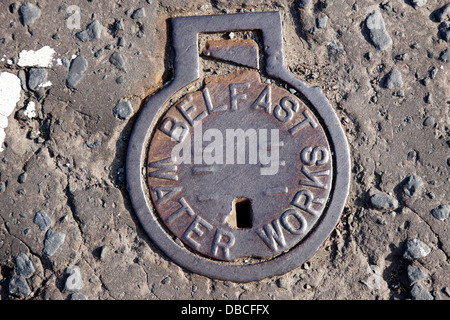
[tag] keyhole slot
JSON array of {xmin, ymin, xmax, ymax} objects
[{"xmin": 232, "ymin": 198, "xmax": 253, "ymax": 229}]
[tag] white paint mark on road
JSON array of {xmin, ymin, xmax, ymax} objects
[
  {"xmin": 17, "ymin": 46, "xmax": 56, "ymax": 68},
  {"xmin": 0, "ymin": 72, "xmax": 22, "ymax": 152}
]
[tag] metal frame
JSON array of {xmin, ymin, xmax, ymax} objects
[{"xmin": 126, "ymin": 12, "xmax": 350, "ymax": 282}]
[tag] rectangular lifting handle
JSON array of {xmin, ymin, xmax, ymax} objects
[{"xmin": 170, "ymin": 12, "xmax": 285, "ymax": 86}]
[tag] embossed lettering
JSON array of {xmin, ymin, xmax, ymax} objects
[
  {"xmin": 210, "ymin": 229, "xmax": 236, "ymax": 260},
  {"xmin": 256, "ymin": 219, "xmax": 286, "ymax": 251},
  {"xmin": 177, "ymin": 95, "xmax": 207, "ymax": 126},
  {"xmin": 159, "ymin": 117, "xmax": 188, "ymax": 142},
  {"xmin": 273, "ymin": 96, "xmax": 299, "ymax": 122},
  {"xmin": 291, "ymin": 190, "xmax": 321, "ymax": 216},
  {"xmin": 251, "ymin": 86, "xmax": 272, "ymax": 113},
  {"xmin": 203, "ymin": 87, "xmax": 227, "ymax": 114},
  {"xmin": 280, "ymin": 209, "xmax": 307, "ymax": 235},
  {"xmin": 152, "ymin": 186, "xmax": 182, "ymax": 204},
  {"xmin": 299, "ymin": 166, "xmax": 330, "ymax": 189},
  {"xmin": 182, "ymin": 215, "xmax": 213, "ymax": 250},
  {"xmin": 288, "ymin": 110, "xmax": 318, "ymax": 135},
  {"xmin": 148, "ymin": 157, "xmax": 179, "ymax": 181},
  {"xmin": 229, "ymin": 83, "xmax": 250, "ymax": 110},
  {"xmin": 165, "ymin": 197, "xmax": 195, "ymax": 224},
  {"xmin": 300, "ymin": 146, "xmax": 329, "ymax": 166}
]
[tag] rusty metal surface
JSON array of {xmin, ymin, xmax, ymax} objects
[
  {"xmin": 126, "ymin": 12, "xmax": 350, "ymax": 282},
  {"xmin": 203, "ymin": 39, "xmax": 259, "ymax": 69},
  {"xmin": 147, "ymin": 70, "xmax": 332, "ymax": 261}
]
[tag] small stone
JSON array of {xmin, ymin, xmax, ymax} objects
[
  {"xmin": 430, "ymin": 204, "xmax": 450, "ymax": 221},
  {"xmin": 19, "ymin": 3, "xmax": 41, "ymax": 26},
  {"xmin": 410, "ymin": 283, "xmax": 433, "ymax": 300},
  {"xmin": 60, "ymin": 58, "xmax": 69, "ymax": 68},
  {"xmin": 8, "ymin": 275, "xmax": 31, "ymax": 297},
  {"xmin": 427, "ymin": 50, "xmax": 436, "ymax": 59},
  {"xmin": 408, "ymin": 0, "xmax": 427, "ymax": 9},
  {"xmin": 43, "ymin": 230, "xmax": 65, "ymax": 257},
  {"xmin": 99, "ymin": 245, "xmax": 108, "ymax": 261},
  {"xmin": 115, "ymin": 76, "xmax": 125, "ymax": 84},
  {"xmin": 16, "ymin": 253, "xmax": 35, "ymax": 279},
  {"xmin": 316, "ymin": 15, "xmax": 328, "ymax": 29},
  {"xmin": 66, "ymin": 56, "xmax": 88, "ymax": 89},
  {"xmin": 429, "ymin": 66, "xmax": 438, "ymax": 79},
  {"xmin": 131, "ymin": 8, "xmax": 146, "ymax": 19},
  {"xmin": 275, "ymin": 278, "xmax": 288, "ymax": 289},
  {"xmin": 114, "ymin": 20, "xmax": 124, "ymax": 32},
  {"xmin": 401, "ymin": 174, "xmax": 423, "ymax": 198},
  {"xmin": 76, "ymin": 20, "xmax": 103, "ymax": 42},
  {"xmin": 117, "ymin": 37, "xmax": 125, "ymax": 47},
  {"xmin": 369, "ymin": 193, "xmax": 398, "ymax": 211},
  {"xmin": 439, "ymin": 49, "xmax": 450, "ymax": 62},
  {"xmin": 161, "ymin": 276, "xmax": 171, "ymax": 285},
  {"xmin": 75, "ymin": 33, "xmax": 88, "ymax": 43},
  {"xmin": 327, "ymin": 40, "xmax": 342, "ymax": 60},
  {"xmin": 365, "ymin": 10, "xmax": 392, "ymax": 51},
  {"xmin": 321, "ymin": 1, "xmax": 333, "ymax": 9},
  {"xmin": 113, "ymin": 101, "xmax": 133, "ymax": 120},
  {"xmin": 438, "ymin": 21, "xmax": 450, "ymax": 42},
  {"xmin": 9, "ymin": 3, "xmax": 17, "ymax": 14},
  {"xmin": 445, "ymin": 287, "xmax": 450, "ymax": 297},
  {"xmin": 423, "ymin": 116, "xmax": 435, "ymax": 127},
  {"xmin": 432, "ymin": 3, "xmax": 450, "ymax": 22},
  {"xmin": 33, "ymin": 210, "xmax": 52, "ymax": 232},
  {"xmin": 393, "ymin": 90, "xmax": 405, "ymax": 97},
  {"xmin": 407, "ymin": 150, "xmax": 417, "ymax": 161},
  {"xmin": 18, "ymin": 172, "xmax": 27, "ymax": 183},
  {"xmin": 109, "ymin": 51, "xmax": 126, "ymax": 70},
  {"xmin": 16, "ymin": 72, "xmax": 28, "ymax": 96},
  {"xmin": 403, "ymin": 239, "xmax": 431, "ymax": 260},
  {"xmin": 64, "ymin": 265, "xmax": 83, "ymax": 292},
  {"xmin": 421, "ymin": 77, "xmax": 431, "ymax": 86},
  {"xmin": 298, "ymin": 0, "xmax": 312, "ymax": 8},
  {"xmin": 94, "ymin": 49, "xmax": 103, "ymax": 58},
  {"xmin": 407, "ymin": 265, "xmax": 427, "ymax": 285},
  {"xmin": 86, "ymin": 140, "xmax": 101, "ymax": 149},
  {"xmin": 0, "ymin": 181, "xmax": 6, "ymax": 193},
  {"xmin": 28, "ymin": 129, "xmax": 40, "ymax": 139},
  {"xmin": 383, "ymin": 69, "xmax": 403, "ymax": 89},
  {"xmin": 70, "ymin": 292, "xmax": 88, "ymax": 300},
  {"xmin": 394, "ymin": 53, "xmax": 408, "ymax": 61},
  {"xmin": 28, "ymin": 68, "xmax": 48, "ymax": 92}
]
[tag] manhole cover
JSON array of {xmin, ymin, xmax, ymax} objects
[{"xmin": 127, "ymin": 12, "xmax": 350, "ymax": 282}]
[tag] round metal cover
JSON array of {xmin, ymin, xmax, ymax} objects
[{"xmin": 126, "ymin": 12, "xmax": 350, "ymax": 282}]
